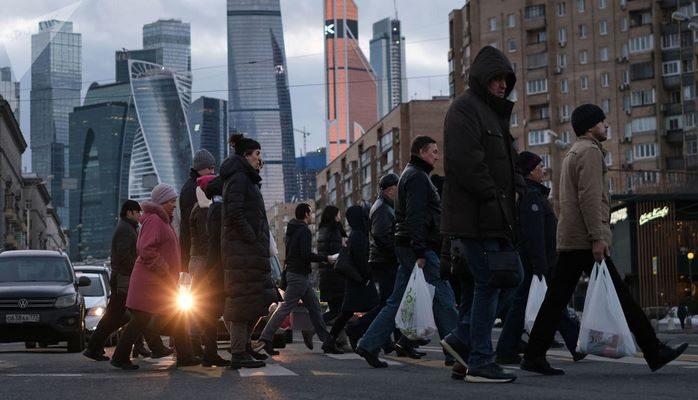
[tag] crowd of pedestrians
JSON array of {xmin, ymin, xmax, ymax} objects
[{"xmin": 83, "ymin": 44, "xmax": 689, "ymax": 381}]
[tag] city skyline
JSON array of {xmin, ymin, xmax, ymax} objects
[{"xmin": 0, "ymin": 0, "xmax": 451, "ymax": 170}]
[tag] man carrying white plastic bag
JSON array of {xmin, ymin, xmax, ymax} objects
[
  {"xmin": 576, "ymin": 260, "xmax": 637, "ymax": 358},
  {"xmin": 395, "ymin": 264, "xmax": 437, "ymax": 340},
  {"xmin": 521, "ymin": 104, "xmax": 688, "ymax": 376}
]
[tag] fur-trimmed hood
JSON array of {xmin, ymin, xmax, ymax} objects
[{"xmin": 140, "ymin": 201, "xmax": 171, "ymax": 224}]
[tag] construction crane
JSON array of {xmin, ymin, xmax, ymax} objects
[{"xmin": 293, "ymin": 127, "xmax": 311, "ymax": 156}]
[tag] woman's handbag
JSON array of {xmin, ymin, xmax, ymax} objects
[{"xmin": 333, "ymin": 245, "xmax": 363, "ymax": 283}]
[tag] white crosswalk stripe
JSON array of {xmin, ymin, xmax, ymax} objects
[{"xmin": 237, "ymin": 363, "xmax": 297, "ymax": 377}]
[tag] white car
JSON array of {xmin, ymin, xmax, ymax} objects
[{"xmin": 75, "ymin": 272, "xmax": 108, "ymax": 335}]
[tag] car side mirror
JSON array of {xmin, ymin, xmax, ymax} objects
[{"xmin": 77, "ymin": 276, "xmax": 91, "ymax": 287}]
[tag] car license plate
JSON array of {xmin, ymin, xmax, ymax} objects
[{"xmin": 5, "ymin": 314, "xmax": 40, "ymax": 323}]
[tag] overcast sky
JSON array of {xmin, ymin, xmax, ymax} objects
[{"xmin": 1, "ymin": 0, "xmax": 455, "ymax": 168}]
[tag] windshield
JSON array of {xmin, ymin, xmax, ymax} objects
[
  {"xmin": 77, "ymin": 275, "xmax": 104, "ymax": 296},
  {"xmin": 0, "ymin": 257, "xmax": 73, "ymax": 283}
]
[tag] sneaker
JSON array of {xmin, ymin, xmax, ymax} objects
[
  {"xmin": 83, "ymin": 348, "xmax": 109, "ymax": 361},
  {"xmin": 356, "ymin": 347, "xmax": 388, "ymax": 368},
  {"xmin": 201, "ymin": 354, "xmax": 229, "ymax": 367},
  {"xmin": 495, "ymin": 353, "xmax": 522, "ymax": 365},
  {"xmin": 465, "ymin": 363, "xmax": 516, "ymax": 383},
  {"xmin": 229, "ymin": 352, "xmax": 265, "ymax": 369},
  {"xmin": 451, "ymin": 361, "xmax": 467, "ymax": 380},
  {"xmin": 110, "ymin": 359, "xmax": 139, "ymax": 370},
  {"xmin": 251, "ymin": 339, "xmax": 279, "ymax": 356},
  {"xmin": 440, "ymin": 334, "xmax": 470, "ymax": 367},
  {"xmin": 647, "ymin": 342, "xmax": 689, "ymax": 372},
  {"xmin": 176, "ymin": 356, "xmax": 202, "ymax": 368},
  {"xmin": 520, "ymin": 356, "xmax": 565, "ymax": 375},
  {"xmin": 150, "ymin": 347, "xmax": 174, "ymax": 359}
]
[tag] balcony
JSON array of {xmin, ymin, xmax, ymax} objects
[
  {"xmin": 688, "ymin": 155, "xmax": 698, "ymax": 169},
  {"xmin": 663, "ymin": 75, "xmax": 681, "ymax": 88},
  {"xmin": 666, "ymin": 156, "xmax": 685, "ymax": 170},
  {"xmin": 523, "ymin": 16, "xmax": 546, "ymax": 31},
  {"xmin": 526, "ymin": 42, "xmax": 547, "ymax": 54},
  {"xmin": 662, "ymin": 102, "xmax": 683, "ymax": 116},
  {"xmin": 666, "ymin": 129, "xmax": 685, "ymax": 144}
]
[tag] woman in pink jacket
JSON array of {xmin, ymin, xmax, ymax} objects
[{"xmin": 110, "ymin": 184, "xmax": 200, "ymax": 370}]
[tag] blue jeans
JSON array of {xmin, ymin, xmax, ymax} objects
[
  {"xmin": 358, "ymin": 246, "xmax": 457, "ymax": 354},
  {"xmin": 451, "ymin": 238, "xmax": 522, "ymax": 368}
]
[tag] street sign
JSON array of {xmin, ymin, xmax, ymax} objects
[{"xmin": 652, "ymin": 256, "xmax": 658, "ymax": 276}]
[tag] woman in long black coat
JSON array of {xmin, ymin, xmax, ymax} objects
[
  {"xmin": 317, "ymin": 205, "xmax": 347, "ymax": 324},
  {"xmin": 220, "ymin": 134, "xmax": 276, "ymax": 369},
  {"xmin": 323, "ymin": 205, "xmax": 379, "ymax": 351}
]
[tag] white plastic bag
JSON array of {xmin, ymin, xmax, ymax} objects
[
  {"xmin": 395, "ymin": 264, "xmax": 437, "ymax": 340},
  {"xmin": 576, "ymin": 260, "xmax": 637, "ymax": 358},
  {"xmin": 524, "ymin": 275, "xmax": 547, "ymax": 334}
]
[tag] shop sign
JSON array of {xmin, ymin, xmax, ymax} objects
[
  {"xmin": 610, "ymin": 208, "xmax": 628, "ymax": 225},
  {"xmin": 639, "ymin": 206, "xmax": 669, "ymax": 226}
]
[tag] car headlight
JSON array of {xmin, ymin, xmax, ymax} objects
[
  {"xmin": 54, "ymin": 294, "xmax": 77, "ymax": 308},
  {"xmin": 87, "ymin": 306, "xmax": 106, "ymax": 317}
]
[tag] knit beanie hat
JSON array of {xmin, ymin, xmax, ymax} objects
[
  {"xmin": 192, "ymin": 149, "xmax": 216, "ymax": 171},
  {"xmin": 517, "ymin": 151, "xmax": 543, "ymax": 176},
  {"xmin": 150, "ymin": 183, "xmax": 178, "ymax": 204},
  {"xmin": 196, "ymin": 175, "xmax": 217, "ymax": 191},
  {"xmin": 379, "ymin": 173, "xmax": 399, "ymax": 190},
  {"xmin": 571, "ymin": 104, "xmax": 606, "ymax": 136}
]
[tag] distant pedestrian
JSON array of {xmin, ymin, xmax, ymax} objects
[
  {"xmin": 521, "ymin": 104, "xmax": 688, "ymax": 375},
  {"xmin": 110, "ymin": 184, "xmax": 200, "ymax": 370},
  {"xmin": 677, "ymin": 304, "xmax": 688, "ymax": 330},
  {"xmin": 220, "ymin": 134, "xmax": 277, "ymax": 369},
  {"xmin": 317, "ymin": 205, "xmax": 347, "ymax": 325},
  {"xmin": 83, "ymin": 200, "xmax": 170, "ymax": 362},
  {"xmin": 253, "ymin": 203, "xmax": 343, "ymax": 356}
]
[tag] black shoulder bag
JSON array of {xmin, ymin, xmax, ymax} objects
[{"xmin": 484, "ymin": 196, "xmax": 523, "ymax": 288}]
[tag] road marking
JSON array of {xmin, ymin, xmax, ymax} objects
[
  {"xmin": 238, "ymin": 364, "xmax": 297, "ymax": 377},
  {"xmin": 3, "ymin": 373, "xmax": 83, "ymax": 377},
  {"xmin": 324, "ymin": 353, "xmax": 402, "ymax": 366},
  {"xmin": 310, "ymin": 370, "xmax": 351, "ymax": 376}
]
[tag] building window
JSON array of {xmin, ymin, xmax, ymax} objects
[
  {"xmin": 599, "ymin": 20, "xmax": 608, "ymax": 35},
  {"xmin": 507, "ymin": 14, "xmax": 516, "ymax": 28},
  {"xmin": 634, "ymin": 143, "xmax": 657, "ymax": 159},
  {"xmin": 531, "ymin": 104, "xmax": 550, "ymax": 120},
  {"xmin": 509, "ymin": 88, "xmax": 518, "ymax": 102},
  {"xmin": 683, "ymin": 58, "xmax": 695, "ymax": 73},
  {"xmin": 557, "ymin": 2, "xmax": 566, "ymax": 16},
  {"xmin": 489, "ymin": 17, "xmax": 497, "ymax": 31},
  {"xmin": 579, "ymin": 24, "xmax": 588, "ymax": 38},
  {"xmin": 511, "ymin": 112, "xmax": 519, "ymax": 127},
  {"xmin": 621, "ymin": 43, "xmax": 629, "ymax": 58},
  {"xmin": 662, "ymin": 33, "xmax": 679, "ymax": 49},
  {"xmin": 602, "ymin": 98, "xmax": 610, "ymax": 113},
  {"xmin": 686, "ymin": 112, "xmax": 697, "ymax": 128},
  {"xmin": 528, "ymin": 130, "xmax": 550, "ymax": 146},
  {"xmin": 623, "ymin": 70, "xmax": 630, "ymax": 84},
  {"xmin": 560, "ymin": 79, "xmax": 569, "ymax": 93},
  {"xmin": 605, "ymin": 152, "xmax": 613, "ymax": 167},
  {"xmin": 629, "ymin": 35, "xmax": 654, "ymax": 54},
  {"xmin": 559, "ymin": 28, "xmax": 567, "ymax": 43},
  {"xmin": 620, "ymin": 17, "xmax": 628, "ymax": 31},
  {"xmin": 578, "ymin": 0, "xmax": 585, "ymax": 13},
  {"xmin": 539, "ymin": 154, "xmax": 551, "ymax": 169},
  {"xmin": 508, "ymin": 39, "xmax": 517, "ymax": 52},
  {"xmin": 631, "ymin": 89, "xmax": 656, "ymax": 106},
  {"xmin": 631, "ymin": 116, "xmax": 657, "ymax": 133},
  {"xmin": 579, "ymin": 50, "xmax": 588, "ymax": 64},
  {"xmin": 598, "ymin": 0, "xmax": 607, "ymax": 9},
  {"xmin": 580, "ymin": 75, "xmax": 589, "ymax": 90},
  {"xmin": 526, "ymin": 79, "xmax": 549, "ymax": 95},
  {"xmin": 558, "ymin": 53, "xmax": 568, "ymax": 67},
  {"xmin": 662, "ymin": 61, "xmax": 680, "ymax": 76},
  {"xmin": 600, "ymin": 72, "xmax": 610, "ymax": 87},
  {"xmin": 488, "ymin": 41, "xmax": 498, "ymax": 49},
  {"xmin": 525, "ymin": 4, "xmax": 546, "ymax": 19},
  {"xmin": 561, "ymin": 131, "xmax": 571, "ymax": 144},
  {"xmin": 560, "ymin": 104, "xmax": 570, "ymax": 119},
  {"xmin": 667, "ymin": 116, "xmax": 682, "ymax": 131},
  {"xmin": 599, "ymin": 47, "xmax": 608, "ymax": 61},
  {"xmin": 688, "ymin": 139, "xmax": 698, "ymax": 155},
  {"xmin": 684, "ymin": 85, "xmax": 696, "ymax": 101}
]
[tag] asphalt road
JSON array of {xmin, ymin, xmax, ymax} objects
[{"xmin": 1, "ymin": 329, "xmax": 696, "ymax": 400}]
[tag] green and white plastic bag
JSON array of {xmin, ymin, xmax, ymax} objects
[{"xmin": 395, "ymin": 264, "xmax": 437, "ymax": 340}]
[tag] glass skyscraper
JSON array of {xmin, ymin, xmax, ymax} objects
[
  {"xmin": 227, "ymin": 0, "xmax": 298, "ymax": 208},
  {"xmin": 143, "ymin": 19, "xmax": 192, "ymax": 106},
  {"xmin": 370, "ymin": 18, "xmax": 407, "ymax": 119},
  {"xmin": 68, "ymin": 82, "xmax": 138, "ymax": 260},
  {"xmin": 188, "ymin": 96, "xmax": 228, "ymax": 168},
  {"xmin": 128, "ymin": 60, "xmax": 193, "ymax": 201},
  {"xmin": 0, "ymin": 66, "xmax": 20, "ymax": 121},
  {"xmin": 30, "ymin": 20, "xmax": 82, "ymax": 227}
]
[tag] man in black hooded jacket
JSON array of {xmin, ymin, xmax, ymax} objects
[{"xmin": 438, "ymin": 45, "xmax": 524, "ymax": 383}]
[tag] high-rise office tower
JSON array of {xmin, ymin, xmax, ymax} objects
[
  {"xmin": 142, "ymin": 19, "xmax": 192, "ymax": 106},
  {"xmin": 227, "ymin": 0, "xmax": 298, "ymax": 208},
  {"xmin": 188, "ymin": 96, "xmax": 228, "ymax": 168},
  {"xmin": 324, "ymin": 0, "xmax": 377, "ymax": 162},
  {"xmin": 0, "ymin": 67, "xmax": 20, "ymax": 121},
  {"xmin": 370, "ymin": 17, "xmax": 407, "ymax": 119},
  {"xmin": 296, "ymin": 147, "xmax": 327, "ymax": 201},
  {"xmin": 31, "ymin": 20, "xmax": 82, "ymax": 227}
]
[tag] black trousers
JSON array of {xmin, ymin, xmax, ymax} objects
[
  {"xmin": 525, "ymin": 251, "xmax": 660, "ymax": 361},
  {"xmin": 112, "ymin": 309, "xmax": 193, "ymax": 363},
  {"xmin": 86, "ymin": 274, "xmax": 164, "ymax": 352}
]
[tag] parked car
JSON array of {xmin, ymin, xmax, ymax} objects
[
  {"xmin": 75, "ymin": 272, "xmax": 109, "ymax": 338},
  {"xmin": 73, "ymin": 264, "xmax": 111, "ymax": 297},
  {"xmin": 0, "ymin": 250, "xmax": 90, "ymax": 352}
]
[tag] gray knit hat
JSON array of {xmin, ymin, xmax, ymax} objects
[
  {"xmin": 150, "ymin": 183, "xmax": 178, "ymax": 204},
  {"xmin": 192, "ymin": 149, "xmax": 215, "ymax": 171}
]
